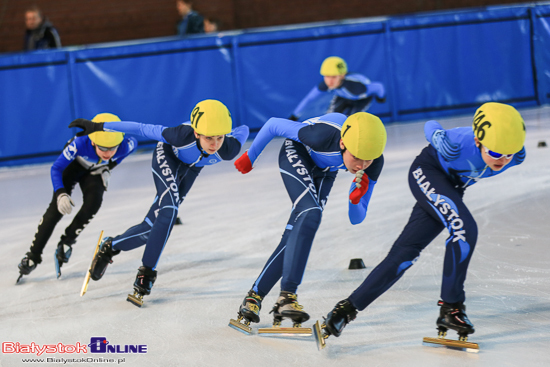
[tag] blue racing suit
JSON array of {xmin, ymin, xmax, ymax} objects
[
  {"xmin": 292, "ymin": 74, "xmax": 385, "ymax": 118},
  {"xmin": 246, "ymin": 113, "xmax": 384, "ymax": 296},
  {"xmin": 348, "ymin": 121, "xmax": 526, "ymax": 310},
  {"xmin": 101, "ymin": 121, "xmax": 249, "ymax": 270},
  {"xmin": 29, "ymin": 136, "xmax": 137, "ymax": 259}
]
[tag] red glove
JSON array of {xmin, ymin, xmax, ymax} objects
[
  {"xmin": 349, "ymin": 170, "xmax": 369, "ymax": 205},
  {"xmin": 235, "ymin": 151, "xmax": 253, "ymax": 174}
]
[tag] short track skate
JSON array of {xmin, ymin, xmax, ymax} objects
[
  {"xmin": 54, "ymin": 252, "xmax": 62, "ymax": 279},
  {"xmin": 126, "ymin": 266, "xmax": 156, "ymax": 307},
  {"xmin": 228, "ymin": 314, "xmax": 254, "ymax": 335},
  {"xmin": 422, "ymin": 327, "xmax": 479, "ymax": 353},
  {"xmin": 127, "ymin": 290, "xmax": 145, "ymax": 307},
  {"xmin": 423, "ymin": 300, "xmax": 479, "ymax": 352},
  {"xmin": 79, "ymin": 231, "xmax": 103, "ymax": 296},
  {"xmin": 312, "ymin": 320, "xmax": 328, "ymax": 350},
  {"xmin": 257, "ymin": 316, "xmax": 312, "ymax": 336}
]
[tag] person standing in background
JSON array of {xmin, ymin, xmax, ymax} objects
[
  {"xmin": 23, "ymin": 5, "xmax": 61, "ymax": 51},
  {"xmin": 176, "ymin": 0, "xmax": 204, "ymax": 36}
]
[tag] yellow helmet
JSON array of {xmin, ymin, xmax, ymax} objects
[
  {"xmin": 190, "ymin": 99, "xmax": 232, "ymax": 136},
  {"xmin": 320, "ymin": 56, "xmax": 348, "ymax": 76},
  {"xmin": 473, "ymin": 102, "xmax": 525, "ymax": 155},
  {"xmin": 341, "ymin": 112, "xmax": 387, "ymax": 160},
  {"xmin": 89, "ymin": 113, "xmax": 124, "ymax": 148}
]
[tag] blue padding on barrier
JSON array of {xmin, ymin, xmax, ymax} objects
[
  {"xmin": 0, "ymin": 62, "xmax": 73, "ymax": 162},
  {"xmin": 390, "ymin": 15, "xmax": 534, "ymax": 115},
  {"xmin": 534, "ymin": 5, "xmax": 550, "ymax": 104}
]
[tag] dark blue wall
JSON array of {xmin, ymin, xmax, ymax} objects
[{"xmin": 1, "ymin": 3, "xmax": 548, "ymax": 166}]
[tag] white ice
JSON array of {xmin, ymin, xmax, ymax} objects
[{"xmin": 1, "ymin": 107, "xmax": 549, "ymax": 367}]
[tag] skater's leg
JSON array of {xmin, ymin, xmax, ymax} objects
[
  {"xmin": 28, "ymin": 194, "xmax": 64, "ymax": 260},
  {"xmin": 110, "ymin": 199, "xmax": 158, "ymax": 251},
  {"xmin": 279, "ymin": 143, "xmax": 335, "ymax": 293},
  {"xmin": 62, "ymin": 173, "xmax": 105, "ymax": 242},
  {"xmin": 348, "ymin": 203, "xmax": 444, "ymax": 310},
  {"xmin": 251, "ymin": 141, "xmax": 336, "ymax": 296},
  {"xmin": 251, "ymin": 231, "xmax": 287, "ymax": 297},
  {"xmin": 140, "ymin": 142, "xmax": 199, "ymax": 269},
  {"xmin": 28, "ymin": 163, "xmax": 81, "ymax": 259},
  {"xmin": 348, "ymin": 97, "xmax": 373, "ymax": 115},
  {"xmin": 349, "ymin": 150, "xmax": 477, "ymax": 310},
  {"xmin": 409, "ymin": 162, "xmax": 478, "ymax": 304}
]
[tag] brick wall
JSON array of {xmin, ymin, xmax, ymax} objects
[{"xmin": 0, "ymin": 0, "xmax": 532, "ymax": 53}]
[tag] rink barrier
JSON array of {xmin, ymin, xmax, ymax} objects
[{"xmin": 0, "ymin": 3, "xmax": 549, "ymax": 166}]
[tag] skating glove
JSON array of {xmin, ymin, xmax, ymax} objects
[
  {"xmin": 235, "ymin": 151, "xmax": 253, "ymax": 174},
  {"xmin": 69, "ymin": 118, "xmax": 104, "ymax": 137},
  {"xmin": 56, "ymin": 189, "xmax": 75, "ymax": 215},
  {"xmin": 90, "ymin": 167, "xmax": 111, "ymax": 190},
  {"xmin": 349, "ymin": 170, "xmax": 369, "ymax": 205}
]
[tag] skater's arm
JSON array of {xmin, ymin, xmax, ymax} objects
[
  {"xmin": 247, "ymin": 118, "xmax": 304, "ymax": 165},
  {"xmin": 217, "ymin": 125, "xmax": 250, "ymax": 160},
  {"xmin": 367, "ymin": 82, "xmax": 386, "ymax": 102},
  {"xmin": 292, "ymin": 85, "xmax": 325, "ymax": 119},
  {"xmin": 347, "ymin": 155, "xmax": 384, "ymax": 225},
  {"xmin": 50, "ymin": 138, "xmax": 84, "ymax": 192},
  {"xmin": 110, "ymin": 137, "xmax": 138, "ymax": 165},
  {"xmin": 424, "ymin": 120, "xmax": 460, "ymax": 161},
  {"xmin": 348, "ymin": 179, "xmax": 377, "ymax": 225},
  {"xmin": 103, "ymin": 121, "xmax": 170, "ymax": 143}
]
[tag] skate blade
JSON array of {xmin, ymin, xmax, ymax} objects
[
  {"xmin": 80, "ymin": 230, "xmax": 103, "ymax": 297},
  {"xmin": 228, "ymin": 319, "xmax": 253, "ymax": 335},
  {"xmin": 423, "ymin": 337, "xmax": 479, "ymax": 353},
  {"xmin": 54, "ymin": 251, "xmax": 61, "ymax": 279},
  {"xmin": 127, "ymin": 293, "xmax": 144, "ymax": 307},
  {"xmin": 258, "ymin": 327, "xmax": 312, "ymax": 336},
  {"xmin": 312, "ymin": 320, "xmax": 327, "ymax": 350},
  {"xmin": 16, "ymin": 274, "xmax": 24, "ymax": 284}
]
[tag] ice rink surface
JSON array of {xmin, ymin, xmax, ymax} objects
[{"xmin": 1, "ymin": 107, "xmax": 549, "ymax": 367}]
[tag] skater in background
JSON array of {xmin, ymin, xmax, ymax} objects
[
  {"xmin": 69, "ymin": 100, "xmax": 249, "ymax": 306},
  {"xmin": 17, "ymin": 113, "xmax": 137, "ymax": 281},
  {"xmin": 289, "ymin": 56, "xmax": 386, "ymax": 121},
  {"xmin": 319, "ymin": 102, "xmax": 526, "ymax": 342},
  {"xmin": 231, "ymin": 111, "xmax": 386, "ymax": 329}
]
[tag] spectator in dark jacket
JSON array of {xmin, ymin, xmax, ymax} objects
[
  {"xmin": 24, "ymin": 5, "xmax": 61, "ymax": 51},
  {"xmin": 176, "ymin": 0, "xmax": 204, "ymax": 36}
]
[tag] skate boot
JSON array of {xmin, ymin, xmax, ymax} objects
[
  {"xmin": 54, "ymin": 236, "xmax": 76, "ymax": 278},
  {"xmin": 17, "ymin": 252, "xmax": 42, "ymax": 283},
  {"xmin": 90, "ymin": 237, "xmax": 120, "ymax": 281},
  {"xmin": 270, "ymin": 291, "xmax": 310, "ymax": 327},
  {"xmin": 323, "ymin": 299, "xmax": 358, "ymax": 338},
  {"xmin": 436, "ymin": 300, "xmax": 475, "ymax": 341},
  {"xmin": 240, "ymin": 290, "xmax": 263, "ymax": 323},
  {"xmin": 229, "ymin": 290, "xmax": 263, "ymax": 334},
  {"xmin": 127, "ymin": 266, "xmax": 157, "ymax": 307}
]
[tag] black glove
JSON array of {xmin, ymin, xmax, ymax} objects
[
  {"xmin": 68, "ymin": 118, "xmax": 104, "ymax": 137},
  {"xmin": 288, "ymin": 114, "xmax": 299, "ymax": 121}
]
